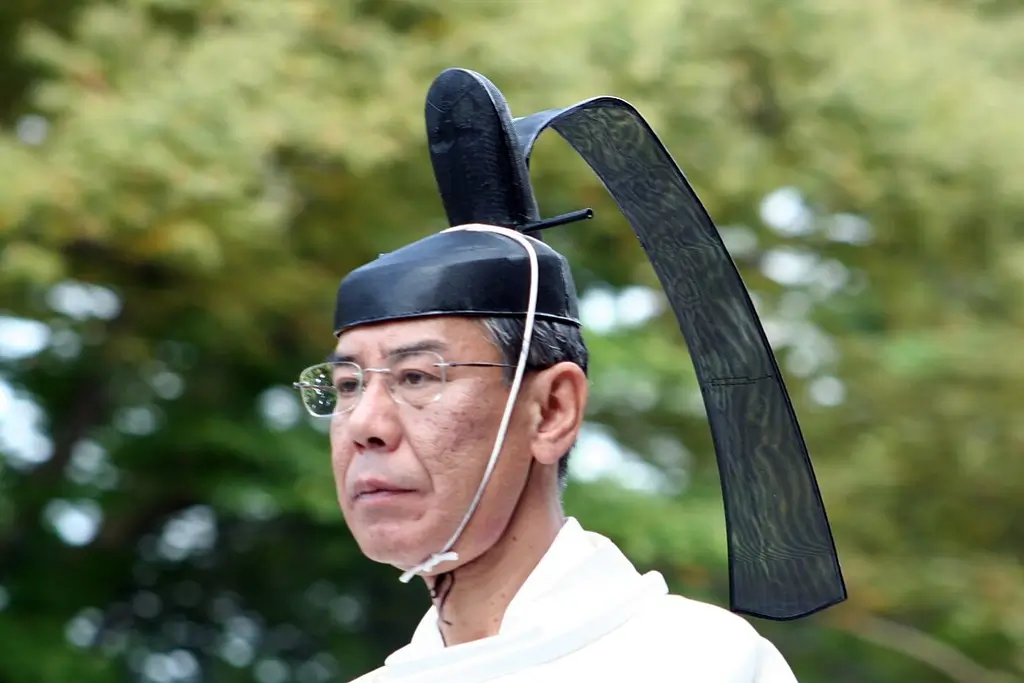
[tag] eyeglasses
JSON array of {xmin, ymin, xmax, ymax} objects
[{"xmin": 292, "ymin": 350, "xmax": 514, "ymax": 417}]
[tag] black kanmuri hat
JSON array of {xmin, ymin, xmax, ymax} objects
[
  {"xmin": 333, "ymin": 66, "xmax": 586, "ymax": 337},
  {"xmin": 334, "ymin": 229, "xmax": 579, "ymax": 335},
  {"xmin": 332, "ymin": 67, "xmax": 847, "ymax": 622}
]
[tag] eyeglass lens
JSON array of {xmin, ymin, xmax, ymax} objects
[{"xmin": 295, "ymin": 351, "xmax": 448, "ymax": 416}]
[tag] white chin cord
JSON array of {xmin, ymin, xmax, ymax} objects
[{"xmin": 398, "ymin": 224, "xmax": 541, "ymax": 584}]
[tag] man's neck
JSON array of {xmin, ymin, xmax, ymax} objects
[{"xmin": 428, "ymin": 476, "xmax": 566, "ymax": 647}]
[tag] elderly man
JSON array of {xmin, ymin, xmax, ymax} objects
[{"xmin": 294, "ymin": 69, "xmax": 845, "ymax": 683}]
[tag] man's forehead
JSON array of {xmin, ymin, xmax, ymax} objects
[{"xmin": 332, "ymin": 316, "xmax": 488, "ymax": 360}]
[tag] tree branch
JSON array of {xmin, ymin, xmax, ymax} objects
[
  {"xmin": 0, "ymin": 268, "xmax": 137, "ymax": 574},
  {"xmin": 832, "ymin": 613, "xmax": 1020, "ymax": 683},
  {"xmin": 0, "ymin": 374, "xmax": 109, "ymax": 575},
  {"xmin": 89, "ymin": 492, "xmax": 203, "ymax": 645},
  {"xmin": 93, "ymin": 493, "xmax": 199, "ymax": 551}
]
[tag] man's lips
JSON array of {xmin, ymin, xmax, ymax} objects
[{"xmin": 352, "ymin": 479, "xmax": 417, "ymax": 500}]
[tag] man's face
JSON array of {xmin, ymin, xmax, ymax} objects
[{"xmin": 329, "ymin": 316, "xmax": 535, "ymax": 572}]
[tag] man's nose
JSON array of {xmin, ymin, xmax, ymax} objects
[{"xmin": 344, "ymin": 374, "xmax": 401, "ymax": 451}]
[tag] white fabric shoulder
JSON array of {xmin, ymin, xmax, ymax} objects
[
  {"xmin": 753, "ymin": 634, "xmax": 799, "ymax": 683},
  {"xmin": 607, "ymin": 593, "xmax": 799, "ymax": 683},
  {"xmin": 654, "ymin": 593, "xmax": 763, "ymax": 643}
]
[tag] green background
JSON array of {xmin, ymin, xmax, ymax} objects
[{"xmin": 1, "ymin": 1, "xmax": 1022, "ymax": 681}]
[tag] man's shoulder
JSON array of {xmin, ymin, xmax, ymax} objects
[
  {"xmin": 626, "ymin": 591, "xmax": 797, "ymax": 681},
  {"xmin": 650, "ymin": 591, "xmax": 761, "ymax": 639},
  {"xmin": 623, "ymin": 590, "xmax": 772, "ymax": 657}
]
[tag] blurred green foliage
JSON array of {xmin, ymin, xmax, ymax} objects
[{"xmin": 1, "ymin": 0, "xmax": 1022, "ymax": 682}]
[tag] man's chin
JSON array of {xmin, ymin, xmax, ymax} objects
[
  {"xmin": 349, "ymin": 512, "xmax": 471, "ymax": 572},
  {"xmin": 355, "ymin": 532, "xmax": 439, "ymax": 570},
  {"xmin": 364, "ymin": 549, "xmax": 437, "ymax": 573}
]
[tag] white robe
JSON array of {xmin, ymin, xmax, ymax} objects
[{"xmin": 351, "ymin": 518, "xmax": 799, "ymax": 683}]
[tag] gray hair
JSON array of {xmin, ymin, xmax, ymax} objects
[{"xmin": 480, "ymin": 317, "xmax": 589, "ymax": 488}]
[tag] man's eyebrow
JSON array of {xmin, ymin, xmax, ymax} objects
[
  {"xmin": 325, "ymin": 339, "xmax": 449, "ymax": 365},
  {"xmin": 386, "ymin": 339, "xmax": 448, "ymax": 357},
  {"xmin": 325, "ymin": 350, "xmax": 353, "ymax": 364}
]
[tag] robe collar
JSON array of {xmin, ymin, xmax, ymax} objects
[{"xmin": 377, "ymin": 517, "xmax": 668, "ymax": 683}]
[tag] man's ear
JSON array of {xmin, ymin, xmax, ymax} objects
[{"xmin": 529, "ymin": 362, "xmax": 588, "ymax": 467}]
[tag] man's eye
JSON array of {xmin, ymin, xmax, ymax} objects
[
  {"xmin": 336, "ymin": 379, "xmax": 360, "ymax": 395},
  {"xmin": 399, "ymin": 370, "xmax": 437, "ymax": 387}
]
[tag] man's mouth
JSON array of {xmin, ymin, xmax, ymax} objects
[{"xmin": 353, "ymin": 480, "xmax": 417, "ymax": 501}]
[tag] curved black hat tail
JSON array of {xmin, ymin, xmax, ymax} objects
[{"xmin": 518, "ymin": 100, "xmax": 847, "ymax": 621}]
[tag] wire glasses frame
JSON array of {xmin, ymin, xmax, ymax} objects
[{"xmin": 292, "ymin": 350, "xmax": 514, "ymax": 417}]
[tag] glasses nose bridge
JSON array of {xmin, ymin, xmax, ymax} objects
[{"xmin": 359, "ymin": 366, "xmax": 400, "ymax": 400}]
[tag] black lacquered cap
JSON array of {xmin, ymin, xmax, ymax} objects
[
  {"xmin": 333, "ymin": 229, "xmax": 579, "ymax": 336},
  {"xmin": 333, "ymin": 64, "xmax": 584, "ymax": 337}
]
